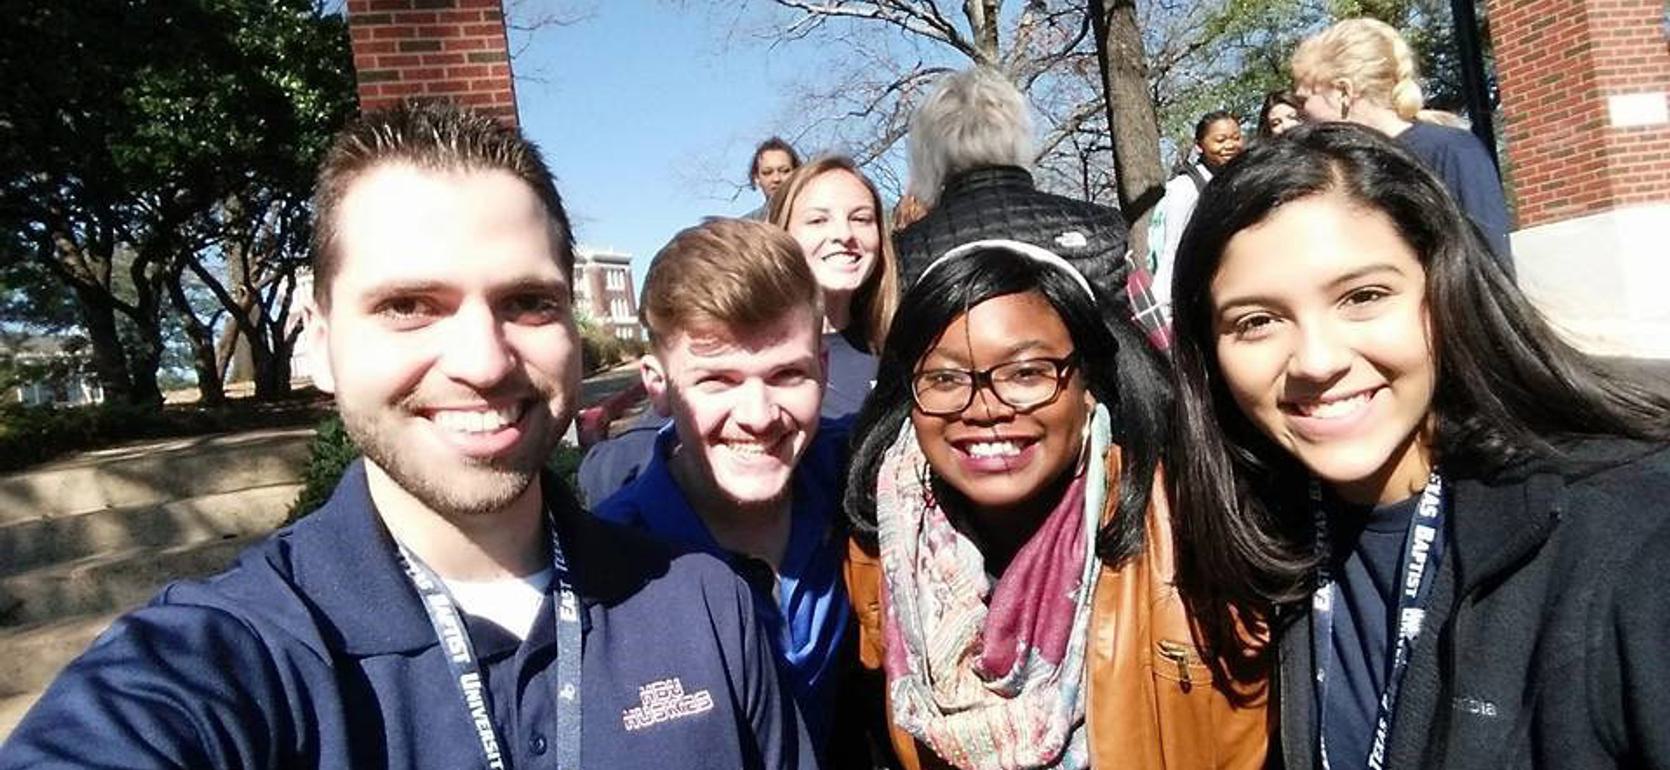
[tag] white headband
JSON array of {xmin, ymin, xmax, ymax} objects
[{"xmin": 919, "ymin": 238, "xmax": 1097, "ymax": 301}]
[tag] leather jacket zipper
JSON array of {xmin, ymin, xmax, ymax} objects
[{"xmin": 1157, "ymin": 640, "xmax": 1194, "ymax": 692}]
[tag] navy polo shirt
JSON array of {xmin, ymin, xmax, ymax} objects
[
  {"xmin": 0, "ymin": 462, "xmax": 814, "ymax": 770},
  {"xmin": 594, "ymin": 419, "xmax": 852, "ymax": 753},
  {"xmin": 1395, "ymin": 122, "xmax": 1514, "ymax": 273}
]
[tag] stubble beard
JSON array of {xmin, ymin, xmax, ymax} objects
[{"xmin": 341, "ymin": 397, "xmax": 560, "ymax": 520}]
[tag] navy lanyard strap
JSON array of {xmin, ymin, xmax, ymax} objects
[
  {"xmin": 1310, "ymin": 471, "xmax": 1446, "ymax": 770},
  {"xmin": 395, "ymin": 503, "xmax": 584, "ymax": 770}
]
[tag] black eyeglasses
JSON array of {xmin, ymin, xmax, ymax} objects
[{"xmin": 910, "ymin": 355, "xmax": 1078, "ymax": 416}]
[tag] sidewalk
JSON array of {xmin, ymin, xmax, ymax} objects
[{"xmin": 579, "ymin": 359, "xmax": 644, "ymax": 407}]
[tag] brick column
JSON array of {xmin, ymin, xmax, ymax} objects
[
  {"xmin": 1489, "ymin": 0, "xmax": 1670, "ymax": 357},
  {"xmin": 344, "ymin": 0, "xmax": 519, "ymax": 125}
]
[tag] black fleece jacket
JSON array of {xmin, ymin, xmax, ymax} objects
[
  {"xmin": 1275, "ymin": 439, "xmax": 1670, "ymax": 769},
  {"xmin": 893, "ymin": 165, "xmax": 1130, "ymax": 296}
]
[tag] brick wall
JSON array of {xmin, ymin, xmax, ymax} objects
[
  {"xmin": 1489, "ymin": 0, "xmax": 1670, "ymax": 227},
  {"xmin": 344, "ymin": 0, "xmax": 518, "ymax": 125}
]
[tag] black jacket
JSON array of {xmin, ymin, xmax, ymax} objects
[
  {"xmin": 893, "ymin": 166, "xmax": 1130, "ymax": 296},
  {"xmin": 1275, "ymin": 440, "xmax": 1670, "ymax": 769}
]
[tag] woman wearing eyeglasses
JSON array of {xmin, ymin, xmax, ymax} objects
[{"xmin": 840, "ymin": 240, "xmax": 1269, "ymax": 770}]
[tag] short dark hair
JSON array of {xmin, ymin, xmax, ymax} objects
[
  {"xmin": 1193, "ymin": 109, "xmax": 1240, "ymax": 144},
  {"xmin": 310, "ymin": 100, "xmax": 574, "ymax": 307},
  {"xmin": 746, "ymin": 136, "xmax": 801, "ymax": 189},
  {"xmin": 1166, "ymin": 123, "xmax": 1670, "ymax": 655},
  {"xmin": 844, "ymin": 247, "xmax": 1171, "ymax": 567}
]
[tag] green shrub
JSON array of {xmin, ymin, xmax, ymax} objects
[
  {"xmin": 284, "ymin": 413, "xmax": 593, "ymax": 523},
  {"xmin": 0, "ymin": 399, "xmax": 320, "ymax": 473},
  {"xmin": 548, "ymin": 442, "xmax": 586, "ymax": 490},
  {"xmin": 284, "ymin": 414, "xmax": 360, "ymax": 523},
  {"xmin": 577, "ymin": 318, "xmax": 645, "ymax": 375}
]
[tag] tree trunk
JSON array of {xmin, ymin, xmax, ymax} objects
[
  {"xmin": 124, "ymin": 269, "xmax": 169, "ymax": 408},
  {"xmin": 252, "ymin": 333, "xmax": 293, "ymax": 401},
  {"xmin": 214, "ymin": 322, "xmax": 242, "ymax": 383},
  {"xmin": 66, "ymin": 284, "xmax": 136, "ymax": 404},
  {"xmin": 166, "ymin": 269, "xmax": 225, "ymax": 406},
  {"xmin": 1088, "ymin": 0, "xmax": 1166, "ymax": 259},
  {"xmin": 124, "ymin": 317, "xmax": 166, "ymax": 407}
]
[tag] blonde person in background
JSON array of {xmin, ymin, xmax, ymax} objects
[{"xmin": 1291, "ymin": 16, "xmax": 1515, "ymax": 277}]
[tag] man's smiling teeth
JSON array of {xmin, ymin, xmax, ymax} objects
[
  {"xmin": 431, "ymin": 404, "xmax": 523, "ymax": 434},
  {"xmin": 1293, "ymin": 390, "xmax": 1372, "ymax": 419},
  {"xmin": 965, "ymin": 440, "xmax": 1022, "ymax": 458},
  {"xmin": 721, "ymin": 439, "xmax": 773, "ymax": 456}
]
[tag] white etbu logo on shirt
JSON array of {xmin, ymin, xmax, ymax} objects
[{"xmin": 621, "ymin": 677, "xmax": 714, "ymax": 731}]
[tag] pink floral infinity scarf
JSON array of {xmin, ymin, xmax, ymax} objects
[{"xmin": 875, "ymin": 405, "xmax": 1110, "ymax": 769}]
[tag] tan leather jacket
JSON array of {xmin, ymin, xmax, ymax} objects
[{"xmin": 843, "ymin": 455, "xmax": 1270, "ymax": 769}]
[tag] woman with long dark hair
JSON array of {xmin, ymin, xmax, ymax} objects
[
  {"xmin": 1168, "ymin": 123, "xmax": 1670, "ymax": 769},
  {"xmin": 844, "ymin": 240, "xmax": 1267, "ymax": 769},
  {"xmin": 1256, "ymin": 90, "xmax": 1304, "ymax": 139}
]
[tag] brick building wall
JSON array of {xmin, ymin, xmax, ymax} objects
[
  {"xmin": 1490, "ymin": 0, "xmax": 1670, "ymax": 227},
  {"xmin": 344, "ymin": 0, "xmax": 518, "ymax": 125},
  {"xmin": 573, "ymin": 249, "xmax": 641, "ymax": 341},
  {"xmin": 1488, "ymin": 0, "xmax": 1670, "ymax": 357}
]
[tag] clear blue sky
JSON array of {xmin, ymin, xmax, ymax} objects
[{"xmin": 510, "ymin": 2, "xmax": 812, "ymax": 288}]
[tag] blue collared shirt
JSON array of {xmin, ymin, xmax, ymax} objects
[
  {"xmin": 0, "ymin": 462, "xmax": 814, "ymax": 769},
  {"xmin": 593, "ymin": 418, "xmax": 853, "ymax": 753}
]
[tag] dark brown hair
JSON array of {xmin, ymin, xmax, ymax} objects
[
  {"xmin": 747, "ymin": 136, "xmax": 801, "ymax": 188},
  {"xmin": 311, "ymin": 100, "xmax": 573, "ymax": 307},
  {"xmin": 1167, "ymin": 123, "xmax": 1670, "ymax": 668}
]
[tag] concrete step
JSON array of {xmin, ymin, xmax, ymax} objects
[
  {"xmin": 0, "ymin": 535, "xmax": 262, "ymax": 628},
  {"xmin": 0, "ymin": 427, "xmax": 313, "ymax": 524},
  {"xmin": 0, "ymin": 612, "xmax": 118, "ymax": 698},
  {"xmin": 0, "ymin": 483, "xmax": 301, "ymax": 578},
  {"xmin": 0, "ymin": 691, "xmax": 41, "ymax": 744}
]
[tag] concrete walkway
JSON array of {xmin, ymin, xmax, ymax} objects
[
  {"xmin": 0, "ymin": 426, "xmax": 315, "ymax": 739},
  {"xmin": 0, "ymin": 365, "xmax": 652, "ymax": 740}
]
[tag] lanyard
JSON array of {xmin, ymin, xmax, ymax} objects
[
  {"xmin": 1311, "ymin": 471, "xmax": 1446, "ymax": 770},
  {"xmin": 395, "ymin": 505, "xmax": 584, "ymax": 770}
]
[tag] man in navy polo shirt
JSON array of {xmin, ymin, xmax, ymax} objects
[
  {"xmin": 593, "ymin": 219, "xmax": 854, "ymax": 763},
  {"xmin": 0, "ymin": 103, "xmax": 813, "ymax": 770}
]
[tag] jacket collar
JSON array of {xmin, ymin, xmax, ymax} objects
[
  {"xmin": 1275, "ymin": 461, "xmax": 1568, "ymax": 769},
  {"xmin": 278, "ymin": 460, "xmax": 436, "ymax": 655},
  {"xmin": 277, "ymin": 459, "xmax": 625, "ymax": 657},
  {"xmin": 1446, "ymin": 468, "xmax": 1564, "ymax": 595},
  {"xmin": 943, "ymin": 165, "xmax": 1035, "ymax": 196}
]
